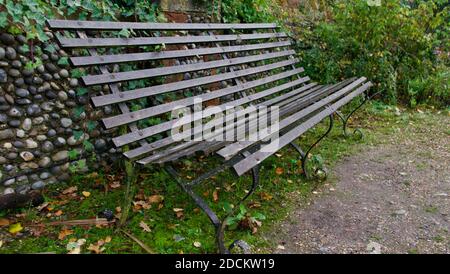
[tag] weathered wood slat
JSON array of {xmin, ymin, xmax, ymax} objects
[
  {"xmin": 233, "ymin": 81, "xmax": 373, "ymax": 176},
  {"xmin": 82, "ymin": 50, "xmax": 295, "ymax": 86},
  {"xmin": 105, "ymin": 73, "xmax": 309, "ymax": 134},
  {"xmin": 216, "ymin": 78, "xmax": 367, "ymax": 159},
  {"xmin": 125, "ymin": 82, "xmax": 320, "ymax": 161},
  {"xmin": 91, "ymin": 58, "xmax": 299, "ymax": 107},
  {"xmin": 57, "ymin": 32, "xmax": 288, "ymax": 48},
  {"xmin": 76, "ymin": 31, "xmax": 148, "ymax": 148},
  {"xmin": 47, "ymin": 20, "xmax": 278, "ymax": 30},
  {"xmin": 100, "ymin": 68, "xmax": 305, "ymax": 122},
  {"xmin": 70, "ymin": 41, "xmax": 291, "ymax": 66},
  {"xmin": 111, "ymin": 75, "xmax": 311, "ymax": 148}
]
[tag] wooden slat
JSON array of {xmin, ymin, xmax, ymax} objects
[
  {"xmin": 125, "ymin": 82, "xmax": 319, "ymax": 161},
  {"xmin": 70, "ymin": 41, "xmax": 291, "ymax": 66},
  {"xmin": 100, "ymin": 68, "xmax": 304, "ymax": 122},
  {"xmin": 57, "ymin": 32, "xmax": 288, "ymax": 48},
  {"xmin": 76, "ymin": 31, "xmax": 148, "ymax": 149},
  {"xmin": 216, "ymin": 78, "xmax": 367, "ymax": 159},
  {"xmin": 111, "ymin": 75, "xmax": 311, "ymax": 148},
  {"xmin": 233, "ymin": 81, "xmax": 372, "ymax": 176},
  {"xmin": 92, "ymin": 58, "xmax": 299, "ymax": 107},
  {"xmin": 135, "ymin": 82, "xmax": 322, "ymax": 164},
  {"xmin": 82, "ymin": 50, "xmax": 295, "ymax": 86},
  {"xmin": 47, "ymin": 20, "xmax": 278, "ymax": 31},
  {"xmin": 105, "ymin": 73, "xmax": 309, "ymax": 132}
]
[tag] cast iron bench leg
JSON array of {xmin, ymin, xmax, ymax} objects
[
  {"xmin": 335, "ymin": 90, "xmax": 379, "ymax": 139},
  {"xmin": 290, "ymin": 114, "xmax": 334, "ymax": 180},
  {"xmin": 164, "ymin": 156, "xmax": 260, "ymax": 254}
]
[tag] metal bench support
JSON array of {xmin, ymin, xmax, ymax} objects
[
  {"xmin": 290, "ymin": 114, "xmax": 334, "ymax": 179},
  {"xmin": 164, "ymin": 152, "xmax": 260, "ymax": 254}
]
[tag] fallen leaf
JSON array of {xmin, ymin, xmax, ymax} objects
[
  {"xmin": 260, "ymin": 192, "xmax": 273, "ymax": 201},
  {"xmin": 88, "ymin": 243, "xmax": 105, "ymax": 254},
  {"xmin": 248, "ymin": 201, "xmax": 261, "ymax": 208},
  {"xmin": 62, "ymin": 186, "xmax": 78, "ymax": 195},
  {"xmin": 9, "ymin": 223, "xmax": 23, "ymax": 234},
  {"xmin": 213, "ymin": 190, "xmax": 219, "ymax": 202},
  {"xmin": 115, "ymin": 207, "xmax": 122, "ymax": 213},
  {"xmin": 67, "ymin": 239, "xmax": 86, "ymax": 254},
  {"xmin": 193, "ymin": 241, "xmax": 202, "ymax": 248},
  {"xmin": 275, "ymin": 153, "xmax": 283, "ymax": 158},
  {"xmin": 104, "ymin": 236, "xmax": 112, "ymax": 243},
  {"xmin": 173, "ymin": 208, "xmax": 184, "ymax": 219},
  {"xmin": 109, "ymin": 181, "xmax": 121, "ymax": 189},
  {"xmin": 277, "ymin": 245, "xmax": 285, "ymax": 250},
  {"xmin": 82, "ymin": 191, "xmax": 91, "ymax": 198},
  {"xmin": 133, "ymin": 200, "xmax": 151, "ymax": 210},
  {"xmin": 55, "ymin": 210, "xmax": 63, "ymax": 216},
  {"xmin": 0, "ymin": 240, "xmax": 3, "ymax": 248},
  {"xmin": 139, "ymin": 221, "xmax": 151, "ymax": 232},
  {"xmin": 0, "ymin": 218, "xmax": 10, "ymax": 227},
  {"xmin": 36, "ymin": 202, "xmax": 49, "ymax": 211},
  {"xmin": 148, "ymin": 195, "xmax": 163, "ymax": 204},
  {"xmin": 58, "ymin": 229, "xmax": 74, "ymax": 240},
  {"xmin": 275, "ymin": 167, "xmax": 284, "ymax": 175}
]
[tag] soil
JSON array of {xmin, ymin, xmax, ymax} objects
[{"xmin": 269, "ymin": 112, "xmax": 450, "ymax": 254}]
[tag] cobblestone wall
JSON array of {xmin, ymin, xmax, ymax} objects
[{"xmin": 0, "ymin": 30, "xmax": 119, "ymax": 196}]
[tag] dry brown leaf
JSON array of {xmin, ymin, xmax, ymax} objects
[
  {"xmin": 0, "ymin": 218, "xmax": 10, "ymax": 227},
  {"xmin": 275, "ymin": 167, "xmax": 284, "ymax": 175},
  {"xmin": 54, "ymin": 210, "xmax": 63, "ymax": 216},
  {"xmin": 260, "ymin": 192, "xmax": 273, "ymax": 201},
  {"xmin": 148, "ymin": 195, "xmax": 163, "ymax": 204},
  {"xmin": 87, "ymin": 243, "xmax": 105, "ymax": 254},
  {"xmin": 109, "ymin": 181, "xmax": 121, "ymax": 189},
  {"xmin": 58, "ymin": 229, "xmax": 74, "ymax": 240},
  {"xmin": 139, "ymin": 221, "xmax": 151, "ymax": 232},
  {"xmin": 248, "ymin": 201, "xmax": 261, "ymax": 208},
  {"xmin": 115, "ymin": 207, "xmax": 122, "ymax": 213},
  {"xmin": 173, "ymin": 208, "xmax": 184, "ymax": 219},
  {"xmin": 213, "ymin": 190, "xmax": 219, "ymax": 202},
  {"xmin": 62, "ymin": 186, "xmax": 77, "ymax": 195}
]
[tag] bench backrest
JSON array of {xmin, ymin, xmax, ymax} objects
[{"xmin": 47, "ymin": 20, "xmax": 312, "ymax": 162}]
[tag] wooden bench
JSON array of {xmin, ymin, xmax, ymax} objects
[{"xmin": 47, "ymin": 20, "xmax": 374, "ymax": 253}]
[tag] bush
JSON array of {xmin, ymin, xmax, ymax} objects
[{"xmin": 298, "ymin": 0, "xmax": 449, "ymax": 107}]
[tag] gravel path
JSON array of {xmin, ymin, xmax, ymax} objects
[{"xmin": 270, "ymin": 113, "xmax": 450, "ymax": 254}]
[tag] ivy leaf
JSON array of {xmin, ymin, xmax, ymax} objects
[
  {"xmin": 0, "ymin": 12, "xmax": 9, "ymax": 28},
  {"xmin": 68, "ymin": 149, "xmax": 79, "ymax": 160},
  {"xmin": 58, "ymin": 57, "xmax": 69, "ymax": 66},
  {"xmin": 76, "ymin": 88, "xmax": 88, "ymax": 96},
  {"xmin": 73, "ymin": 130, "xmax": 84, "ymax": 141},
  {"xmin": 73, "ymin": 106, "xmax": 85, "ymax": 118},
  {"xmin": 86, "ymin": 121, "xmax": 97, "ymax": 132},
  {"xmin": 82, "ymin": 140, "xmax": 94, "ymax": 152}
]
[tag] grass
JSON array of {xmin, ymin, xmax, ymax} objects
[{"xmin": 0, "ymin": 101, "xmax": 447, "ymax": 254}]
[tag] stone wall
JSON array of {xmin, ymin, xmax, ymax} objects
[{"xmin": 0, "ymin": 31, "xmax": 118, "ymax": 196}]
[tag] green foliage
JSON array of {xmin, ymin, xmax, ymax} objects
[
  {"xmin": 298, "ymin": 0, "xmax": 449, "ymax": 107},
  {"xmin": 221, "ymin": 0, "xmax": 277, "ymax": 23},
  {"xmin": 0, "ymin": 0, "xmax": 165, "ymax": 42}
]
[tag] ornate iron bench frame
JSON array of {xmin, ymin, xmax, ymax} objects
[{"xmin": 47, "ymin": 19, "xmax": 375, "ymax": 253}]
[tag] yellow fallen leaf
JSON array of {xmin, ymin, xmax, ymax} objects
[
  {"xmin": 9, "ymin": 223, "xmax": 23, "ymax": 234},
  {"xmin": 0, "ymin": 240, "xmax": 3, "ymax": 248},
  {"xmin": 88, "ymin": 243, "xmax": 105, "ymax": 254},
  {"xmin": 148, "ymin": 195, "xmax": 164, "ymax": 204},
  {"xmin": 82, "ymin": 191, "xmax": 91, "ymax": 198},
  {"xmin": 104, "ymin": 236, "xmax": 112, "ymax": 243}
]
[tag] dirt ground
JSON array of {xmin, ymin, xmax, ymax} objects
[{"xmin": 270, "ymin": 112, "xmax": 450, "ymax": 254}]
